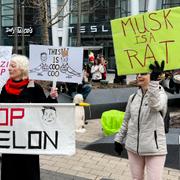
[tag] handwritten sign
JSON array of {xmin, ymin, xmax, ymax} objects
[
  {"xmin": 29, "ymin": 45, "xmax": 83, "ymax": 83},
  {"xmin": 111, "ymin": 7, "xmax": 180, "ymax": 75},
  {"xmin": 0, "ymin": 46, "xmax": 12, "ymax": 90},
  {"xmin": 0, "ymin": 103, "xmax": 75, "ymax": 155}
]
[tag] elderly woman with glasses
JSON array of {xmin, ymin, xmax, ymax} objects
[
  {"xmin": 114, "ymin": 61, "xmax": 167, "ymax": 180},
  {"xmin": 0, "ymin": 54, "xmax": 58, "ymax": 180}
]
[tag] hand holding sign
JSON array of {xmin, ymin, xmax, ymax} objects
[
  {"xmin": 149, "ymin": 60, "xmax": 165, "ymax": 81},
  {"xmin": 50, "ymin": 87, "xmax": 58, "ymax": 99}
]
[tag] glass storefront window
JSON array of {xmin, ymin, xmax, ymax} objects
[
  {"xmin": 70, "ymin": 0, "xmax": 78, "ymax": 11},
  {"xmin": 81, "ymin": 12, "xmax": 89, "ymax": 23},
  {"xmin": 1, "ymin": 1, "xmax": 13, "ymax": 27},
  {"xmin": 2, "ymin": 0, "xmax": 13, "ymax": 4},
  {"xmin": 70, "ymin": 13, "xmax": 77, "ymax": 24},
  {"xmin": 81, "ymin": 0, "xmax": 89, "ymax": 11},
  {"xmin": 139, "ymin": 0, "xmax": 148, "ymax": 13},
  {"xmin": 163, "ymin": 0, "xmax": 180, "ymax": 3},
  {"xmin": 69, "ymin": 36, "xmax": 77, "ymax": 46},
  {"xmin": 57, "ymin": 0, "xmax": 64, "ymax": 28},
  {"xmin": 57, "ymin": 0, "xmax": 64, "ymax": 5},
  {"xmin": 161, "ymin": 0, "xmax": 180, "ymax": 8},
  {"xmin": 94, "ymin": 8, "xmax": 108, "ymax": 22}
]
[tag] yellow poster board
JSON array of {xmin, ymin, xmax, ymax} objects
[{"xmin": 111, "ymin": 7, "xmax": 180, "ymax": 75}]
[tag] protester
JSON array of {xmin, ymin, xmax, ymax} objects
[
  {"xmin": 91, "ymin": 58, "xmax": 104, "ymax": 82},
  {"xmin": 0, "ymin": 54, "xmax": 58, "ymax": 180},
  {"xmin": 88, "ymin": 51, "xmax": 95, "ymax": 65},
  {"xmin": 169, "ymin": 70, "xmax": 180, "ymax": 94},
  {"xmin": 66, "ymin": 81, "xmax": 92, "ymax": 100},
  {"xmin": 99, "ymin": 54, "xmax": 108, "ymax": 80},
  {"xmin": 114, "ymin": 60, "xmax": 167, "ymax": 180}
]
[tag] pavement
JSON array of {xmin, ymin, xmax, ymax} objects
[{"xmin": 40, "ymin": 119, "xmax": 180, "ymax": 180}]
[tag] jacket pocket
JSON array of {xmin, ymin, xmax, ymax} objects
[
  {"xmin": 139, "ymin": 130, "xmax": 159, "ymax": 154},
  {"xmin": 125, "ymin": 132, "xmax": 137, "ymax": 152},
  {"xmin": 154, "ymin": 130, "xmax": 159, "ymax": 149}
]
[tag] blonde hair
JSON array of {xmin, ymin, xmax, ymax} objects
[{"xmin": 11, "ymin": 54, "xmax": 29, "ymax": 79}]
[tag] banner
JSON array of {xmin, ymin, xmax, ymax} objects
[
  {"xmin": 29, "ymin": 45, "xmax": 83, "ymax": 83},
  {"xmin": 111, "ymin": 7, "xmax": 180, "ymax": 75},
  {"xmin": 0, "ymin": 46, "xmax": 12, "ymax": 90},
  {"xmin": 0, "ymin": 103, "xmax": 75, "ymax": 155}
]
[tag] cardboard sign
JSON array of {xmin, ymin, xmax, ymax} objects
[
  {"xmin": 0, "ymin": 103, "xmax": 75, "ymax": 155},
  {"xmin": 0, "ymin": 46, "xmax": 12, "ymax": 90},
  {"xmin": 111, "ymin": 7, "xmax": 180, "ymax": 75},
  {"xmin": 29, "ymin": 45, "xmax": 83, "ymax": 83}
]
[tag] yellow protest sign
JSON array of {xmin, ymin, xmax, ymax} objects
[{"xmin": 111, "ymin": 7, "xmax": 180, "ymax": 75}]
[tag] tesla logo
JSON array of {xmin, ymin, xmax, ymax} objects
[{"xmin": 69, "ymin": 25, "xmax": 109, "ymax": 33}]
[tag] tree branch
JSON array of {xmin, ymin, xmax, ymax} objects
[{"xmin": 48, "ymin": 0, "xmax": 69, "ymax": 25}]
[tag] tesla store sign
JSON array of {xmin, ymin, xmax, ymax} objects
[
  {"xmin": 69, "ymin": 25, "xmax": 110, "ymax": 34},
  {"xmin": 5, "ymin": 26, "xmax": 34, "ymax": 37}
]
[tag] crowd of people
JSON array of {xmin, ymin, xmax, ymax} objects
[{"xmin": 57, "ymin": 52, "xmax": 108, "ymax": 101}]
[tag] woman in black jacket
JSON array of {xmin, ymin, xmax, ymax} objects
[{"xmin": 0, "ymin": 54, "xmax": 58, "ymax": 180}]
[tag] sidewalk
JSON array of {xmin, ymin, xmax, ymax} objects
[{"xmin": 40, "ymin": 119, "xmax": 180, "ymax": 180}]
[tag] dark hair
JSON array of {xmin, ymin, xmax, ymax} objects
[
  {"xmin": 40, "ymin": 52, "xmax": 47, "ymax": 56},
  {"xmin": 42, "ymin": 106, "xmax": 56, "ymax": 115}
]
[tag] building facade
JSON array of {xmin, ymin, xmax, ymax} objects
[
  {"xmin": 0, "ymin": 0, "xmax": 52, "ymax": 55},
  {"xmin": 51, "ymin": 0, "xmax": 69, "ymax": 46}
]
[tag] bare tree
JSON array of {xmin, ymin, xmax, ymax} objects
[{"xmin": 24, "ymin": 0, "xmax": 70, "ymax": 45}]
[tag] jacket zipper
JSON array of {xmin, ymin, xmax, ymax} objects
[
  {"xmin": 154, "ymin": 130, "xmax": 159, "ymax": 149},
  {"xmin": 137, "ymin": 93, "xmax": 145, "ymax": 154}
]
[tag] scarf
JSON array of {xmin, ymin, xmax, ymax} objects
[{"xmin": 5, "ymin": 78, "xmax": 29, "ymax": 95}]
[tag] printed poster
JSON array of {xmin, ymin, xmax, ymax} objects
[
  {"xmin": 0, "ymin": 46, "xmax": 12, "ymax": 90},
  {"xmin": 29, "ymin": 45, "xmax": 83, "ymax": 83}
]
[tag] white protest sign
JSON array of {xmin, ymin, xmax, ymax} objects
[
  {"xmin": 0, "ymin": 103, "xmax": 75, "ymax": 155},
  {"xmin": 29, "ymin": 45, "xmax": 83, "ymax": 84},
  {"xmin": 0, "ymin": 46, "xmax": 12, "ymax": 90}
]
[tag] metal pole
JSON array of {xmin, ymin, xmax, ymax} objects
[
  {"xmin": 14, "ymin": 0, "xmax": 18, "ymax": 54},
  {"xmin": 76, "ymin": 0, "xmax": 81, "ymax": 46},
  {"xmin": 21, "ymin": 0, "xmax": 25, "ymax": 55}
]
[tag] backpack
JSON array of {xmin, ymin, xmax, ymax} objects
[{"xmin": 131, "ymin": 93, "xmax": 170, "ymax": 133}]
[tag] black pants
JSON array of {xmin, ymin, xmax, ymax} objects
[{"xmin": 1, "ymin": 154, "xmax": 40, "ymax": 180}]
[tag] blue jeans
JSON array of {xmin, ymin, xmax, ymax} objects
[
  {"xmin": 71, "ymin": 84, "xmax": 92, "ymax": 100},
  {"xmin": 82, "ymin": 84, "xmax": 92, "ymax": 100}
]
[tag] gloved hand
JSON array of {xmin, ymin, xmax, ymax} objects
[
  {"xmin": 149, "ymin": 60, "xmax": 165, "ymax": 81},
  {"xmin": 114, "ymin": 141, "xmax": 123, "ymax": 155}
]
